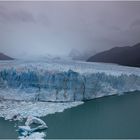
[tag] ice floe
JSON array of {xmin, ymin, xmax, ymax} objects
[
  {"xmin": 0, "ymin": 100, "xmax": 83, "ymax": 120},
  {"xmin": 18, "ymin": 132, "xmax": 46, "ymax": 140}
]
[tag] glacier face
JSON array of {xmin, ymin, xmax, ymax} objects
[{"xmin": 0, "ymin": 60, "xmax": 140, "ymax": 102}]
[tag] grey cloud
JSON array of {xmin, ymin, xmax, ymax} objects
[
  {"xmin": 12, "ymin": 10, "xmax": 35, "ymax": 23},
  {"xmin": 35, "ymin": 14, "xmax": 50, "ymax": 27},
  {"xmin": 0, "ymin": 5, "xmax": 50, "ymax": 27},
  {"xmin": 0, "ymin": 7, "xmax": 35, "ymax": 23},
  {"xmin": 130, "ymin": 19, "xmax": 140, "ymax": 29},
  {"xmin": 0, "ymin": 1, "xmax": 140, "ymax": 59}
]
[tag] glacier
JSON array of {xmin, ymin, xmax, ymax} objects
[{"xmin": 0, "ymin": 59, "xmax": 140, "ymax": 102}]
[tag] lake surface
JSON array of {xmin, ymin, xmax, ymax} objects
[{"xmin": 1, "ymin": 91, "xmax": 140, "ymax": 139}]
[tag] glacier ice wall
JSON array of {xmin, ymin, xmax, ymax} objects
[{"xmin": 0, "ymin": 60, "xmax": 140, "ymax": 102}]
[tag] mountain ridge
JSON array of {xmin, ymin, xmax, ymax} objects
[
  {"xmin": 87, "ymin": 43, "xmax": 140, "ymax": 67},
  {"xmin": 0, "ymin": 52, "xmax": 14, "ymax": 60}
]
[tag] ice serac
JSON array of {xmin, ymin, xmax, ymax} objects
[{"xmin": 0, "ymin": 60, "xmax": 140, "ymax": 102}]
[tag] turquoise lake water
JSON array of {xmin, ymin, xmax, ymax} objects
[{"xmin": 0, "ymin": 91, "xmax": 140, "ymax": 139}]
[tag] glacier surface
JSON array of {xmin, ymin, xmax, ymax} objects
[{"xmin": 0, "ymin": 59, "xmax": 140, "ymax": 102}]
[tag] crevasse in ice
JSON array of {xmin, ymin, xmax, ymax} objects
[{"xmin": 0, "ymin": 60, "xmax": 140, "ymax": 102}]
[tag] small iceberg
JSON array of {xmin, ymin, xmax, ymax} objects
[
  {"xmin": 19, "ymin": 132, "xmax": 46, "ymax": 140},
  {"xmin": 18, "ymin": 116, "xmax": 48, "ymax": 137},
  {"xmin": 18, "ymin": 126, "xmax": 31, "ymax": 137}
]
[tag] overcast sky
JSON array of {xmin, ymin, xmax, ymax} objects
[{"xmin": 0, "ymin": 1, "xmax": 140, "ymax": 59}]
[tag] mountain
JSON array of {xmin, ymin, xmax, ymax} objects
[
  {"xmin": 0, "ymin": 53, "xmax": 14, "ymax": 60},
  {"xmin": 87, "ymin": 43, "xmax": 140, "ymax": 67}
]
